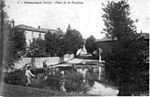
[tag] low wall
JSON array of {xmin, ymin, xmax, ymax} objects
[
  {"xmin": 14, "ymin": 54, "xmax": 74, "ymax": 69},
  {"xmin": 14, "ymin": 57, "xmax": 60, "ymax": 69}
]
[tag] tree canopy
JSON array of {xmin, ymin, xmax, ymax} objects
[
  {"xmin": 27, "ymin": 37, "xmax": 45, "ymax": 57},
  {"xmin": 85, "ymin": 35, "xmax": 96, "ymax": 55},
  {"xmin": 102, "ymin": 0, "xmax": 149, "ymax": 95},
  {"xmin": 28, "ymin": 26, "xmax": 83, "ymax": 58},
  {"xmin": 45, "ymin": 28, "xmax": 65, "ymax": 57},
  {"xmin": 64, "ymin": 25, "xmax": 84, "ymax": 55},
  {"xmin": 8, "ymin": 28, "xmax": 26, "ymax": 67}
]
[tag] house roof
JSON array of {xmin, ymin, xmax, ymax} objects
[
  {"xmin": 138, "ymin": 33, "xmax": 149, "ymax": 39},
  {"xmin": 99, "ymin": 33, "xmax": 149, "ymax": 42},
  {"xmin": 15, "ymin": 24, "xmax": 57, "ymax": 33}
]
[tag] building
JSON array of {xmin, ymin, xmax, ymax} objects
[
  {"xmin": 95, "ymin": 33, "xmax": 149, "ymax": 60},
  {"xmin": 15, "ymin": 24, "xmax": 57, "ymax": 45}
]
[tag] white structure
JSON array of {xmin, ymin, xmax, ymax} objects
[
  {"xmin": 76, "ymin": 44, "xmax": 87, "ymax": 56},
  {"xmin": 99, "ymin": 48, "xmax": 103, "ymax": 62}
]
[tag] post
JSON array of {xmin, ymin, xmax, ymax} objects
[
  {"xmin": 98, "ymin": 66, "xmax": 101, "ymax": 80},
  {"xmin": 99, "ymin": 48, "xmax": 102, "ymax": 62}
]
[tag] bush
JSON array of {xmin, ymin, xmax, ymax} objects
[
  {"xmin": 65, "ymin": 70, "xmax": 90, "ymax": 93},
  {"xmin": 46, "ymin": 69, "xmax": 90, "ymax": 93},
  {"xmin": 46, "ymin": 74, "xmax": 60, "ymax": 91},
  {"xmin": 4, "ymin": 68, "xmax": 93, "ymax": 94},
  {"xmin": 65, "ymin": 70, "xmax": 83, "ymax": 92},
  {"xmin": 4, "ymin": 69, "xmax": 26, "ymax": 86},
  {"xmin": 4, "ymin": 68, "xmax": 48, "ymax": 88}
]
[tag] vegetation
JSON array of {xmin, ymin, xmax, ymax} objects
[
  {"xmin": 4, "ymin": 68, "xmax": 91, "ymax": 93},
  {"xmin": 8, "ymin": 28, "xmax": 26, "ymax": 67},
  {"xmin": 4, "ymin": 69, "xmax": 26, "ymax": 86},
  {"xmin": 2, "ymin": 83, "xmax": 88, "ymax": 96},
  {"xmin": 64, "ymin": 25, "xmax": 84, "ymax": 55},
  {"xmin": 26, "ymin": 37, "xmax": 45, "ymax": 57},
  {"xmin": 27, "ymin": 25, "xmax": 83, "ymax": 58},
  {"xmin": 45, "ymin": 28, "xmax": 65, "ymax": 57},
  {"xmin": 85, "ymin": 35, "xmax": 96, "ymax": 55},
  {"xmin": 1, "ymin": 0, "xmax": 26, "ymax": 70},
  {"xmin": 102, "ymin": 0, "xmax": 149, "ymax": 95}
]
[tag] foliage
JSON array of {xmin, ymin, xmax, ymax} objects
[
  {"xmin": 46, "ymin": 74, "xmax": 61, "ymax": 90},
  {"xmin": 65, "ymin": 70, "xmax": 84, "ymax": 92},
  {"xmin": 6, "ymin": 28, "xmax": 26, "ymax": 69},
  {"xmin": 46, "ymin": 69, "xmax": 89, "ymax": 93},
  {"xmin": 27, "ymin": 26, "xmax": 83, "ymax": 58},
  {"xmin": 45, "ymin": 28, "xmax": 65, "ymax": 57},
  {"xmin": 102, "ymin": 0, "xmax": 149, "ymax": 95},
  {"xmin": 4, "ymin": 69, "xmax": 26, "ymax": 86},
  {"xmin": 26, "ymin": 37, "xmax": 46, "ymax": 57},
  {"xmin": 85, "ymin": 35, "xmax": 96, "ymax": 55},
  {"xmin": 5, "ymin": 68, "xmax": 90, "ymax": 93},
  {"xmin": 45, "ymin": 26, "xmax": 84, "ymax": 57},
  {"xmin": 0, "ymin": 0, "xmax": 8, "ymax": 27},
  {"xmin": 102, "ymin": 0, "xmax": 136, "ymax": 40},
  {"xmin": 64, "ymin": 25, "xmax": 84, "ymax": 55}
]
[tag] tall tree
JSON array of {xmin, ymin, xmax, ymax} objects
[
  {"xmin": 64, "ymin": 25, "xmax": 83, "ymax": 55},
  {"xmin": 45, "ymin": 31, "xmax": 54, "ymax": 56},
  {"xmin": 0, "ymin": 0, "xmax": 11, "ymax": 70},
  {"xmin": 85, "ymin": 35, "xmax": 96, "ymax": 55},
  {"xmin": 45, "ymin": 28, "xmax": 65, "ymax": 57},
  {"xmin": 102, "ymin": 0, "xmax": 148, "ymax": 95},
  {"xmin": 27, "ymin": 37, "xmax": 45, "ymax": 57},
  {"xmin": 8, "ymin": 28, "xmax": 26, "ymax": 67}
]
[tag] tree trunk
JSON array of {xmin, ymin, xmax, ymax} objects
[{"xmin": 0, "ymin": 24, "xmax": 10, "ymax": 94}]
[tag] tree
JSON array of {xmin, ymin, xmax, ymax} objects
[
  {"xmin": 102, "ymin": 0, "xmax": 148, "ymax": 95},
  {"xmin": 64, "ymin": 25, "xmax": 84, "ymax": 55},
  {"xmin": 45, "ymin": 31, "xmax": 54, "ymax": 56},
  {"xmin": 45, "ymin": 28, "xmax": 65, "ymax": 57},
  {"xmin": 85, "ymin": 35, "xmax": 96, "ymax": 55},
  {"xmin": 8, "ymin": 28, "xmax": 26, "ymax": 67},
  {"xmin": 27, "ymin": 37, "xmax": 45, "ymax": 57},
  {"xmin": 0, "ymin": 0, "xmax": 12, "ymax": 70}
]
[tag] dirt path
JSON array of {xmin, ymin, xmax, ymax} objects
[{"xmin": 87, "ymin": 81, "xmax": 119, "ymax": 96}]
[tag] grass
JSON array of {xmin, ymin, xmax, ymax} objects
[{"xmin": 1, "ymin": 83, "xmax": 88, "ymax": 97}]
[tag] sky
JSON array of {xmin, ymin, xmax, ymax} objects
[{"xmin": 5, "ymin": 0, "xmax": 150, "ymax": 39}]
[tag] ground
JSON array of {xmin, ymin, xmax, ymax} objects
[
  {"xmin": 0, "ymin": 83, "xmax": 88, "ymax": 97},
  {"xmin": 87, "ymin": 81, "xmax": 119, "ymax": 96}
]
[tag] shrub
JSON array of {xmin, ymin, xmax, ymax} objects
[
  {"xmin": 46, "ymin": 74, "xmax": 60, "ymax": 91},
  {"xmin": 4, "ymin": 68, "xmax": 94, "ymax": 94},
  {"xmin": 46, "ymin": 69, "xmax": 90, "ymax": 93},
  {"xmin": 65, "ymin": 70, "xmax": 90, "ymax": 93},
  {"xmin": 4, "ymin": 69, "xmax": 26, "ymax": 86}
]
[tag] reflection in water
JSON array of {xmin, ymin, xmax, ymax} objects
[{"xmin": 87, "ymin": 81, "xmax": 119, "ymax": 96}]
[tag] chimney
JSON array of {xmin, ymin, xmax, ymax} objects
[{"xmin": 38, "ymin": 26, "xmax": 40, "ymax": 30}]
